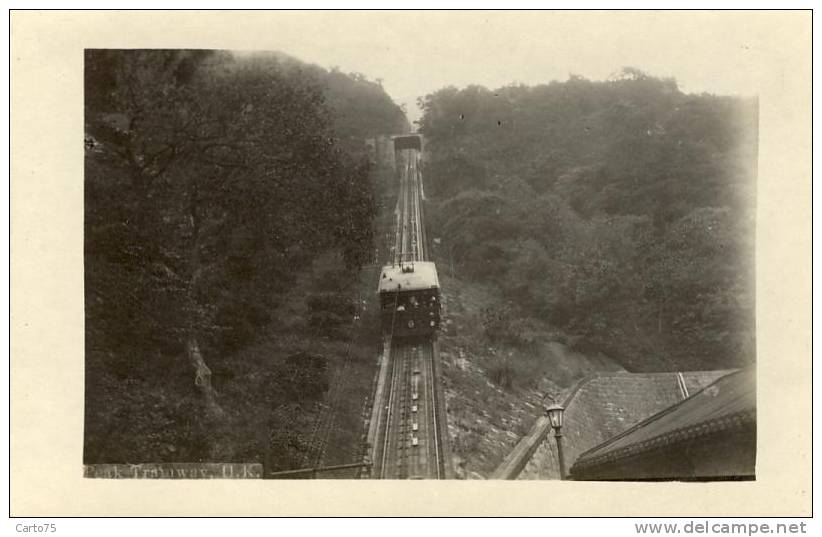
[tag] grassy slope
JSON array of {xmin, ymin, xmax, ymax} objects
[
  {"xmin": 266, "ymin": 256, "xmax": 382, "ymax": 476},
  {"xmin": 434, "ymin": 269, "xmax": 624, "ymax": 478},
  {"xmin": 84, "ymin": 166, "xmax": 393, "ymax": 473}
]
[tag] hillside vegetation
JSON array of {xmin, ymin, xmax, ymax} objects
[
  {"xmin": 420, "ymin": 69, "xmax": 757, "ymax": 377},
  {"xmin": 84, "ymin": 50, "xmax": 406, "ymax": 468}
]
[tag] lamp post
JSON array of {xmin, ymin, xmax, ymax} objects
[{"xmin": 545, "ymin": 403, "xmax": 567, "ymax": 480}]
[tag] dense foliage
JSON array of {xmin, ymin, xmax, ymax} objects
[
  {"xmin": 84, "ymin": 50, "xmax": 404, "ymax": 465},
  {"xmin": 419, "ymin": 69, "xmax": 757, "ymax": 373}
]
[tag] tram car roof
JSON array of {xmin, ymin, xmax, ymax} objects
[{"xmin": 378, "ymin": 261, "xmax": 439, "ymax": 293}]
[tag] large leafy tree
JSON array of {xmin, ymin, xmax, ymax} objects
[{"xmin": 85, "ymin": 50, "xmax": 379, "ymax": 460}]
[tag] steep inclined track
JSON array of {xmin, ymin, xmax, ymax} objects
[
  {"xmin": 373, "ymin": 149, "xmax": 445, "ymax": 479},
  {"xmin": 394, "ymin": 154, "xmax": 425, "ymax": 266},
  {"xmin": 377, "ymin": 341, "xmax": 442, "ymax": 479}
]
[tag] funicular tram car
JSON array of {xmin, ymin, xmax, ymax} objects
[
  {"xmin": 392, "ymin": 134, "xmax": 422, "ymax": 152},
  {"xmin": 378, "ymin": 261, "xmax": 440, "ymax": 339}
]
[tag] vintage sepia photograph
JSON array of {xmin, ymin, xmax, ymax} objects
[
  {"xmin": 11, "ymin": 8, "xmax": 812, "ymax": 517},
  {"xmin": 83, "ymin": 41, "xmax": 757, "ymax": 482}
]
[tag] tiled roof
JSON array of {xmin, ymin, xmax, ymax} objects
[
  {"xmin": 503, "ymin": 370, "xmax": 734, "ymax": 480},
  {"xmin": 571, "ymin": 367, "xmax": 755, "ymax": 473}
]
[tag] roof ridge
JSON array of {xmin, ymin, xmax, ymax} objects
[
  {"xmin": 560, "ymin": 372, "xmax": 602, "ymax": 406},
  {"xmin": 592, "ymin": 369, "xmax": 735, "ymax": 378},
  {"xmin": 560, "ymin": 369, "xmax": 730, "ymax": 408}
]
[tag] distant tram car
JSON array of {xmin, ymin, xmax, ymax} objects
[
  {"xmin": 378, "ymin": 261, "xmax": 440, "ymax": 339},
  {"xmin": 392, "ymin": 134, "xmax": 422, "ymax": 152}
]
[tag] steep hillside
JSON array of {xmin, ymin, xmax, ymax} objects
[
  {"xmin": 420, "ymin": 69, "xmax": 757, "ymax": 373},
  {"xmin": 435, "ymin": 272, "xmax": 625, "ymax": 478},
  {"xmin": 84, "ymin": 49, "xmax": 405, "ymax": 471}
]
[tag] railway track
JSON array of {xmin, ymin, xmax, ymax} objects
[
  {"xmin": 376, "ymin": 340, "xmax": 443, "ymax": 479},
  {"xmin": 370, "ymin": 147, "xmax": 447, "ymax": 479}
]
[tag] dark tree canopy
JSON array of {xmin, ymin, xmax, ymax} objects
[
  {"xmin": 84, "ymin": 50, "xmax": 403, "ymax": 465},
  {"xmin": 419, "ymin": 70, "xmax": 757, "ymax": 372}
]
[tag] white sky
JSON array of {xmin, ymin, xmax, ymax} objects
[{"xmin": 226, "ymin": 11, "xmax": 798, "ymax": 123}]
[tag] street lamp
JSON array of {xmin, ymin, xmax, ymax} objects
[{"xmin": 545, "ymin": 403, "xmax": 567, "ymax": 480}]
